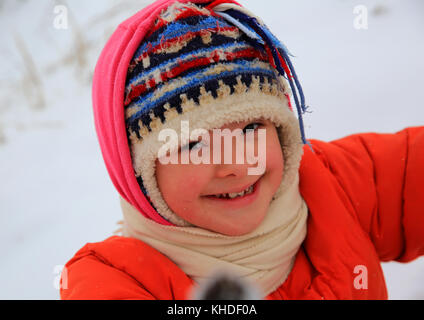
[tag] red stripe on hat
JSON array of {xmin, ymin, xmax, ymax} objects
[
  {"xmin": 125, "ymin": 83, "xmax": 148, "ymax": 106},
  {"xmin": 149, "ymin": 7, "xmax": 212, "ymax": 37},
  {"xmin": 285, "ymin": 93, "xmax": 293, "ymax": 112},
  {"xmin": 124, "ymin": 47, "xmax": 268, "ymax": 107},
  {"xmin": 264, "ymin": 45, "xmax": 276, "ymax": 69},
  {"xmin": 131, "ymin": 26, "xmax": 240, "ymax": 72},
  {"xmin": 227, "ymin": 47, "xmax": 268, "ymax": 61},
  {"xmin": 147, "ymin": 78, "xmax": 156, "ymax": 88},
  {"xmin": 276, "ymin": 49, "xmax": 293, "ymax": 80},
  {"xmin": 166, "ymin": 47, "xmax": 267, "ymax": 78}
]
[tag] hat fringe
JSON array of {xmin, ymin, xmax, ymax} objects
[{"xmin": 210, "ymin": 4, "xmax": 313, "ymax": 150}]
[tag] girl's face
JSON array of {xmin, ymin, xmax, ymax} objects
[{"xmin": 155, "ymin": 119, "xmax": 284, "ymax": 236}]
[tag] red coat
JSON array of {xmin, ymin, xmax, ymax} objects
[{"xmin": 61, "ymin": 127, "xmax": 424, "ymax": 300}]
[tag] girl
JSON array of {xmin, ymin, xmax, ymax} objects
[{"xmin": 60, "ymin": 0, "xmax": 424, "ymax": 300}]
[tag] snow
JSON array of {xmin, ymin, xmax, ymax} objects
[{"xmin": 0, "ymin": 0, "xmax": 423, "ymax": 299}]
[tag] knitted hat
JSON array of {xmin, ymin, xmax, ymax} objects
[{"xmin": 124, "ymin": 1, "xmax": 308, "ymax": 226}]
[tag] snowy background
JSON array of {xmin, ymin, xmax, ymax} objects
[{"xmin": 0, "ymin": 0, "xmax": 423, "ymax": 299}]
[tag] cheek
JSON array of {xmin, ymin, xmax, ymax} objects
[
  {"xmin": 156, "ymin": 162, "xmax": 211, "ymax": 214},
  {"xmin": 265, "ymin": 128, "xmax": 284, "ymax": 183},
  {"xmin": 181, "ymin": 170, "xmax": 208, "ymax": 195}
]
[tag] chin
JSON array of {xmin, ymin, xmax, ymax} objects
[
  {"xmin": 216, "ymin": 213, "xmax": 266, "ymax": 236},
  {"xmin": 221, "ymin": 228, "xmax": 255, "ymax": 237}
]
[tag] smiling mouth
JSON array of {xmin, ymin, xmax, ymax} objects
[
  {"xmin": 203, "ymin": 178, "xmax": 260, "ymax": 201},
  {"xmin": 209, "ymin": 184, "xmax": 254, "ymax": 199}
]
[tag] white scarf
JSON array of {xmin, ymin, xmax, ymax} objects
[{"xmin": 121, "ymin": 173, "xmax": 308, "ymax": 297}]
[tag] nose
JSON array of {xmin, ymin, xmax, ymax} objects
[
  {"xmin": 214, "ymin": 162, "xmax": 248, "ymax": 179},
  {"xmin": 212, "ymin": 135, "xmax": 255, "ymax": 179}
]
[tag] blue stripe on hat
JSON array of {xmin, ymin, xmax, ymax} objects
[
  {"xmin": 127, "ymin": 40, "xmax": 252, "ymax": 89},
  {"xmin": 126, "ymin": 62, "xmax": 276, "ymax": 124},
  {"xmin": 132, "ymin": 15, "xmax": 236, "ymax": 61}
]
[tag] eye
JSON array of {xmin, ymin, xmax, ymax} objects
[
  {"xmin": 242, "ymin": 122, "xmax": 263, "ymax": 134},
  {"xmin": 189, "ymin": 141, "xmax": 203, "ymax": 150},
  {"xmin": 181, "ymin": 140, "xmax": 204, "ymax": 152}
]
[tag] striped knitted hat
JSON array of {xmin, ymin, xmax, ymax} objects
[{"xmin": 124, "ymin": 1, "xmax": 307, "ymax": 226}]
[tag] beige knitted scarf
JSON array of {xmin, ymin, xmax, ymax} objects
[{"xmin": 120, "ymin": 173, "xmax": 308, "ymax": 297}]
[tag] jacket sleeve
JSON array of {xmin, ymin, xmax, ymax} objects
[
  {"xmin": 310, "ymin": 126, "xmax": 424, "ymax": 263},
  {"xmin": 60, "ymin": 249, "xmax": 155, "ymax": 300}
]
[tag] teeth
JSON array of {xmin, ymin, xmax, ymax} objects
[{"xmin": 214, "ymin": 184, "xmax": 254, "ymax": 199}]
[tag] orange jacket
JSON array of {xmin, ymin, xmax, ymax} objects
[{"xmin": 61, "ymin": 127, "xmax": 424, "ymax": 299}]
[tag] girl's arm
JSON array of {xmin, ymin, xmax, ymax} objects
[
  {"xmin": 60, "ymin": 236, "xmax": 191, "ymax": 300},
  {"xmin": 60, "ymin": 240, "xmax": 156, "ymax": 300},
  {"xmin": 306, "ymin": 126, "xmax": 424, "ymax": 262}
]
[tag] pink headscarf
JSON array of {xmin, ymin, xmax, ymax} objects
[{"xmin": 92, "ymin": 0, "xmax": 241, "ymax": 225}]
